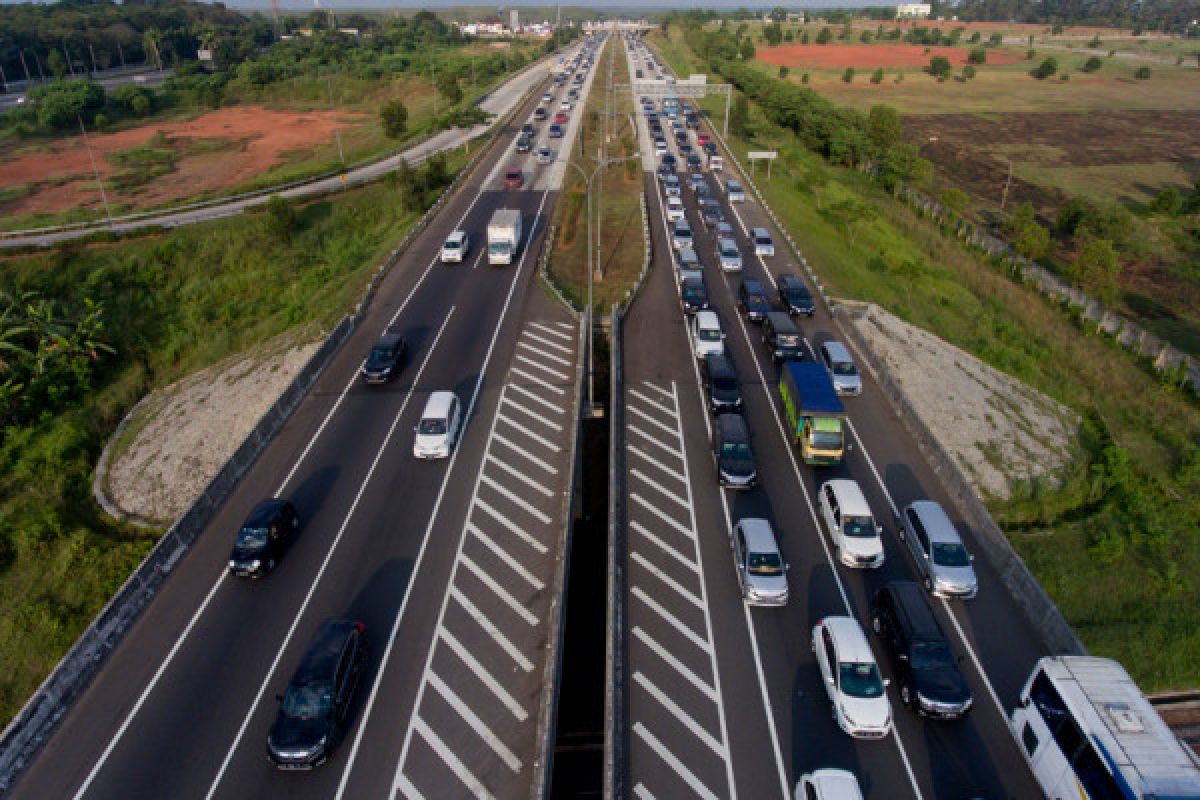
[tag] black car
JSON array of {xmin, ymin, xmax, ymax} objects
[
  {"xmin": 777, "ymin": 273, "xmax": 816, "ymax": 317},
  {"xmin": 762, "ymin": 311, "xmax": 806, "ymax": 362},
  {"xmin": 228, "ymin": 499, "xmax": 299, "ymax": 578},
  {"xmin": 515, "ymin": 136, "xmax": 532, "ymax": 154},
  {"xmin": 533, "ymin": 107, "xmax": 547, "ymax": 121},
  {"xmin": 661, "ymin": 153, "xmax": 677, "ymax": 170},
  {"xmin": 871, "ymin": 581, "xmax": 973, "ymax": 719},
  {"xmin": 700, "ymin": 205, "xmax": 726, "ymax": 229},
  {"xmin": 703, "ymin": 353, "xmax": 742, "ymax": 413},
  {"xmin": 520, "ymin": 122, "xmax": 535, "ymax": 137},
  {"xmin": 268, "ymin": 618, "xmax": 368, "ymax": 769},
  {"xmin": 738, "ymin": 278, "xmax": 773, "ymax": 322},
  {"xmin": 678, "ymin": 142, "xmax": 693, "ymax": 155},
  {"xmin": 680, "ymin": 275, "xmax": 710, "ymax": 314},
  {"xmin": 713, "ymin": 413, "xmax": 756, "ymax": 489},
  {"xmin": 686, "ymin": 153, "xmax": 703, "ymax": 170},
  {"xmin": 703, "ymin": 141, "xmax": 718, "ymax": 155},
  {"xmin": 361, "ymin": 330, "xmax": 408, "ymax": 384}
]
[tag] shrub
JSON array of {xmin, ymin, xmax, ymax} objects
[
  {"xmin": 265, "ymin": 195, "xmax": 299, "ymax": 241},
  {"xmin": 1070, "ymin": 238, "xmax": 1121, "ymax": 301},
  {"xmin": 1082, "ymin": 56, "xmax": 1104, "ymax": 72},
  {"xmin": 1135, "ymin": 66, "xmax": 1152, "ymax": 79},
  {"xmin": 29, "ymin": 79, "xmax": 105, "ymax": 130},
  {"xmin": 928, "ymin": 55, "xmax": 953, "ymax": 78},
  {"xmin": 842, "ymin": 67, "xmax": 855, "ymax": 83},
  {"xmin": 778, "ymin": 65, "xmax": 790, "ymax": 80},
  {"xmin": 870, "ymin": 67, "xmax": 884, "ymax": 84},
  {"xmin": 968, "ymin": 47, "xmax": 987, "ymax": 64},
  {"xmin": 1150, "ymin": 187, "xmax": 1184, "ymax": 215},
  {"xmin": 1088, "ymin": 36, "xmax": 1102, "ymax": 48},
  {"xmin": 962, "ymin": 65, "xmax": 976, "ymax": 80},
  {"xmin": 941, "ymin": 187, "xmax": 969, "ymax": 215},
  {"xmin": 1032, "ymin": 57, "xmax": 1058, "ymax": 79},
  {"xmin": 380, "ymin": 99, "xmax": 408, "ymax": 139},
  {"xmin": 988, "ymin": 32, "xmax": 1004, "ymax": 47},
  {"xmin": 801, "ymin": 72, "xmax": 810, "ymax": 83},
  {"xmin": 816, "ymin": 27, "xmax": 833, "ymax": 44},
  {"xmin": 968, "ymin": 31, "xmax": 981, "ymax": 43},
  {"xmin": 1027, "ymin": 48, "xmax": 1037, "ymax": 60},
  {"xmin": 860, "ymin": 30, "xmax": 872, "ymax": 43}
]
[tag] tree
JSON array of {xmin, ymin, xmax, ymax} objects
[
  {"xmin": 1032, "ymin": 57, "xmax": 1058, "ymax": 78},
  {"xmin": 740, "ymin": 39, "xmax": 756, "ymax": 61},
  {"xmin": 968, "ymin": 47, "xmax": 987, "ymax": 64},
  {"xmin": 968, "ymin": 31, "xmax": 982, "ymax": 43},
  {"xmin": 988, "ymin": 32, "xmax": 1004, "ymax": 47},
  {"xmin": 940, "ymin": 187, "xmax": 969, "ymax": 215},
  {"xmin": 1014, "ymin": 219, "xmax": 1052, "ymax": 259},
  {"xmin": 866, "ymin": 104, "xmax": 903, "ymax": 152},
  {"xmin": 1057, "ymin": 197, "xmax": 1091, "ymax": 236},
  {"xmin": 1082, "ymin": 56, "xmax": 1104, "ymax": 72},
  {"xmin": 770, "ymin": 7, "xmax": 787, "ymax": 23},
  {"xmin": 265, "ymin": 195, "xmax": 299, "ymax": 241},
  {"xmin": 1150, "ymin": 187, "xmax": 1183, "ymax": 215},
  {"xmin": 778, "ymin": 65, "xmax": 790, "ymax": 79},
  {"xmin": 803, "ymin": 166, "xmax": 829, "ymax": 209},
  {"xmin": 842, "ymin": 67, "xmax": 855, "ymax": 83},
  {"xmin": 825, "ymin": 197, "xmax": 877, "ymax": 245},
  {"xmin": 1071, "ymin": 238, "xmax": 1121, "ymax": 301},
  {"xmin": 730, "ymin": 94, "xmax": 751, "ymax": 137},
  {"xmin": 801, "ymin": 30, "xmax": 810, "ymax": 44},
  {"xmin": 380, "ymin": 99, "xmax": 408, "ymax": 138},
  {"xmin": 764, "ymin": 23, "xmax": 783, "ymax": 46},
  {"xmin": 860, "ymin": 30, "xmax": 873, "ymax": 43},
  {"xmin": 878, "ymin": 143, "xmax": 932, "ymax": 190},
  {"xmin": 436, "ymin": 72, "xmax": 462, "ymax": 104},
  {"xmin": 928, "ymin": 55, "xmax": 953, "ymax": 78},
  {"xmin": 30, "ymin": 80, "xmax": 105, "ymax": 130},
  {"xmin": 962, "ymin": 65, "xmax": 976, "ymax": 80},
  {"xmin": 1135, "ymin": 66, "xmax": 1152, "ymax": 79},
  {"xmin": 784, "ymin": 29, "xmax": 795, "ymax": 42},
  {"xmin": 816, "ymin": 27, "xmax": 833, "ymax": 44},
  {"xmin": 870, "ymin": 67, "xmax": 885, "ymax": 84}
]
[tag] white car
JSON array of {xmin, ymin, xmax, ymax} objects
[
  {"xmin": 440, "ymin": 230, "xmax": 469, "ymax": 263},
  {"xmin": 536, "ymin": 146, "xmax": 554, "ymax": 165},
  {"xmin": 559, "ymin": 99, "xmax": 572, "ymax": 111},
  {"xmin": 663, "ymin": 174, "xmax": 681, "ymax": 197},
  {"xmin": 812, "ymin": 617, "xmax": 892, "ymax": 739},
  {"xmin": 413, "ymin": 391, "xmax": 463, "ymax": 460},
  {"xmin": 691, "ymin": 310, "xmax": 725, "ymax": 359},
  {"xmin": 819, "ymin": 340, "xmax": 862, "ymax": 396},
  {"xmin": 665, "ymin": 196, "xmax": 685, "ymax": 222},
  {"xmin": 794, "ymin": 769, "xmax": 864, "ymax": 800},
  {"xmin": 542, "ymin": 91, "xmax": 554, "ymax": 102},
  {"xmin": 818, "ymin": 480, "xmax": 884, "ymax": 569},
  {"xmin": 715, "ymin": 237, "xmax": 742, "ymax": 272}
]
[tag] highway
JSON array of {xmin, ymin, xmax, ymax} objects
[
  {"xmin": 616, "ymin": 33, "xmax": 1048, "ymax": 799},
  {"xmin": 7, "ymin": 35, "xmax": 602, "ymax": 800}
]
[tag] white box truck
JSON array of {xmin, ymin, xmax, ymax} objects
[{"xmin": 487, "ymin": 209, "xmax": 522, "ymax": 265}]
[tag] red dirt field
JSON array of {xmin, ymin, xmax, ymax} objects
[
  {"xmin": 758, "ymin": 43, "xmax": 1026, "ymax": 69},
  {"xmin": 0, "ymin": 106, "xmax": 365, "ymax": 219}
]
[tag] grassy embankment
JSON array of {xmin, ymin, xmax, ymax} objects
[
  {"xmin": 548, "ymin": 36, "xmax": 644, "ymax": 310},
  {"xmin": 0, "ymin": 147, "xmax": 466, "ymax": 724},
  {"xmin": 648, "ymin": 27, "xmax": 1200, "ymax": 690}
]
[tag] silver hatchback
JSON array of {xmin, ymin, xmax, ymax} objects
[
  {"xmin": 730, "ymin": 518, "xmax": 788, "ymax": 606},
  {"xmin": 899, "ymin": 501, "xmax": 978, "ymax": 599},
  {"xmin": 819, "ymin": 340, "xmax": 862, "ymax": 396}
]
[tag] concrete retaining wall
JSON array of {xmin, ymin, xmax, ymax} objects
[{"xmin": 0, "ymin": 68, "xmax": 543, "ymax": 793}]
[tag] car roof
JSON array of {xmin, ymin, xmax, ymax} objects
[
  {"xmin": 373, "ymin": 330, "xmax": 406, "ymax": 348},
  {"xmin": 292, "ymin": 618, "xmax": 357, "ymax": 685},
  {"xmin": 778, "ymin": 273, "xmax": 806, "ymax": 289},
  {"xmin": 705, "ymin": 352, "xmax": 735, "ymax": 377},
  {"xmin": 717, "ymin": 237, "xmax": 738, "ymax": 249},
  {"xmin": 446, "ymin": 230, "xmax": 466, "ymax": 244},
  {"xmin": 245, "ymin": 498, "xmax": 287, "ymax": 526},
  {"xmin": 736, "ymin": 518, "xmax": 779, "ymax": 554},
  {"xmin": 695, "ymin": 310, "xmax": 720, "ymax": 328},
  {"xmin": 883, "ymin": 581, "xmax": 945, "ymax": 641},
  {"xmin": 743, "ymin": 278, "xmax": 766, "ymax": 293},
  {"xmin": 751, "ymin": 226, "xmax": 771, "ymax": 237},
  {"xmin": 821, "ymin": 616, "xmax": 874, "ymax": 662},
  {"xmin": 907, "ymin": 501, "xmax": 961, "ymax": 543},
  {"xmin": 823, "ymin": 479, "xmax": 872, "ymax": 517},
  {"xmin": 821, "ymin": 340, "xmax": 853, "ymax": 363},
  {"xmin": 808, "ymin": 769, "xmax": 864, "ymax": 799},
  {"xmin": 422, "ymin": 390, "xmax": 457, "ymax": 418},
  {"xmin": 765, "ymin": 311, "xmax": 798, "ymax": 330},
  {"xmin": 716, "ymin": 412, "xmax": 749, "ymax": 440}
]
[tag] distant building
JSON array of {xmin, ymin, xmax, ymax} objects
[
  {"xmin": 896, "ymin": 3, "xmax": 933, "ymax": 18},
  {"xmin": 510, "ymin": 9, "xmax": 519, "ymax": 33}
]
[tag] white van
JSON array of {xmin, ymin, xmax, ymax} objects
[
  {"xmin": 413, "ymin": 391, "xmax": 463, "ymax": 459},
  {"xmin": 819, "ymin": 479, "xmax": 884, "ymax": 569}
]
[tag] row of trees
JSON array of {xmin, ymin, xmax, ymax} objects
[{"xmin": 949, "ymin": 0, "xmax": 1200, "ymax": 34}]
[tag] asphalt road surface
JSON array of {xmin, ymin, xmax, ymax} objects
[
  {"xmin": 8, "ymin": 36, "xmax": 602, "ymax": 800},
  {"xmin": 615, "ymin": 33, "xmax": 1047, "ymax": 800}
]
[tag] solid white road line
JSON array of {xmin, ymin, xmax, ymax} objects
[
  {"xmin": 630, "ymin": 520, "xmax": 701, "ymax": 575},
  {"xmin": 450, "ymin": 586, "xmax": 534, "ymax": 672},
  {"xmin": 335, "ymin": 180, "xmax": 558, "ymax": 800},
  {"xmin": 476, "ymin": 497, "xmax": 549, "ymax": 554},
  {"xmin": 626, "ymin": 403, "xmax": 678, "ymax": 438},
  {"xmin": 506, "ymin": 381, "xmax": 566, "ymax": 415},
  {"xmin": 631, "ymin": 492, "xmax": 694, "ymax": 540},
  {"xmin": 428, "ymin": 672, "xmax": 521, "ymax": 773},
  {"xmin": 633, "ymin": 784, "xmax": 656, "ymax": 800},
  {"xmin": 631, "ymin": 551, "xmax": 704, "ymax": 610},
  {"xmin": 411, "ymin": 716, "xmax": 493, "ymax": 800},
  {"xmin": 480, "ymin": 473, "xmax": 552, "ymax": 525},
  {"xmin": 514, "ymin": 352, "xmax": 570, "ymax": 382},
  {"xmin": 500, "ymin": 392, "xmax": 565, "ymax": 431},
  {"xmin": 633, "ymin": 722, "xmax": 719, "ymax": 800},
  {"xmin": 528, "ymin": 320, "xmax": 572, "ymax": 340},
  {"xmin": 495, "ymin": 412, "xmax": 563, "ymax": 452},
  {"xmin": 629, "ymin": 468, "xmax": 690, "ymax": 509},
  {"xmin": 628, "ymin": 387, "xmax": 678, "ymax": 417},
  {"xmin": 509, "ymin": 366, "xmax": 567, "ymax": 394},
  {"xmin": 522, "ymin": 330, "xmax": 574, "ymax": 355},
  {"xmin": 461, "ymin": 553, "xmax": 539, "ymax": 627},
  {"xmin": 632, "ymin": 627, "xmax": 716, "ymax": 703},
  {"xmin": 627, "ymin": 424, "xmax": 681, "ymax": 459},
  {"xmin": 202, "ymin": 308, "xmax": 458, "ymax": 800},
  {"xmin": 486, "ymin": 453, "xmax": 554, "ymax": 497},
  {"xmin": 492, "ymin": 432, "xmax": 558, "ymax": 474},
  {"xmin": 441, "ymin": 628, "xmax": 528, "ymax": 720},
  {"xmin": 518, "ymin": 338, "xmax": 573, "ymax": 367},
  {"xmin": 632, "ymin": 586, "xmax": 711, "ymax": 655},
  {"xmin": 634, "ymin": 671, "xmax": 725, "ymax": 757},
  {"xmin": 627, "ymin": 444, "xmax": 686, "ymax": 484},
  {"xmin": 469, "ymin": 522, "xmax": 544, "ymax": 590}
]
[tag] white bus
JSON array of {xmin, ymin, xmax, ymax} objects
[{"xmin": 1011, "ymin": 656, "xmax": 1200, "ymax": 800}]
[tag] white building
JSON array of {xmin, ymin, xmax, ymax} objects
[{"xmin": 896, "ymin": 3, "xmax": 933, "ymax": 18}]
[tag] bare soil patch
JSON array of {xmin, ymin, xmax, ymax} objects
[
  {"xmin": 758, "ymin": 43, "xmax": 1024, "ymax": 70},
  {"xmin": 0, "ymin": 106, "xmax": 366, "ymax": 218},
  {"xmin": 104, "ymin": 330, "xmax": 321, "ymax": 524},
  {"xmin": 848, "ymin": 303, "xmax": 1078, "ymax": 499}
]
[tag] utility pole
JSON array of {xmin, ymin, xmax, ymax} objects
[
  {"xmin": 117, "ymin": 41, "xmax": 126, "ymax": 70},
  {"xmin": 88, "ymin": 43, "xmax": 98, "ymax": 75},
  {"xmin": 78, "ymin": 114, "xmax": 114, "ymax": 228},
  {"xmin": 326, "ymin": 71, "xmax": 345, "ymax": 179},
  {"xmin": 0, "ymin": 64, "xmax": 7, "ymax": 94},
  {"xmin": 1000, "ymin": 157, "xmax": 1013, "ymax": 210}
]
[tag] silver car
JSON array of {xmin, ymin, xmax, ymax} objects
[
  {"xmin": 900, "ymin": 501, "xmax": 978, "ymax": 599},
  {"xmin": 819, "ymin": 340, "xmax": 862, "ymax": 396},
  {"xmin": 730, "ymin": 518, "xmax": 788, "ymax": 606},
  {"xmin": 715, "ymin": 237, "xmax": 742, "ymax": 272}
]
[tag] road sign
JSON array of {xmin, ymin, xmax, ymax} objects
[{"xmin": 748, "ymin": 150, "xmax": 778, "ymax": 179}]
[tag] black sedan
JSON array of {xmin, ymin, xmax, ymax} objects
[
  {"xmin": 777, "ymin": 273, "xmax": 816, "ymax": 317},
  {"xmin": 361, "ymin": 330, "xmax": 408, "ymax": 384},
  {"xmin": 228, "ymin": 498, "xmax": 299, "ymax": 577}
]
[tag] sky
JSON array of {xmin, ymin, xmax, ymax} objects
[{"xmin": 220, "ymin": 1, "xmax": 891, "ymax": 9}]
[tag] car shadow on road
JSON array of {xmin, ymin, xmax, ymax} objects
[{"xmin": 289, "ymin": 465, "xmax": 340, "ymax": 543}]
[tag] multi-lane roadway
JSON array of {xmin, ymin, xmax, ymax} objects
[
  {"xmin": 616, "ymin": 33, "xmax": 1047, "ymax": 800},
  {"xmin": 8, "ymin": 35, "xmax": 604, "ymax": 800}
]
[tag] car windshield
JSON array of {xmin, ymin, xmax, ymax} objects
[
  {"xmin": 419, "ymin": 418, "xmax": 447, "ymax": 435},
  {"xmin": 839, "ymin": 663, "xmax": 885, "ymax": 698},
  {"xmin": 748, "ymin": 294, "xmax": 767, "ymax": 307},
  {"xmin": 932, "ymin": 541, "xmax": 971, "ymax": 567},
  {"xmin": 699, "ymin": 328, "xmax": 721, "ymax": 342},
  {"xmin": 786, "ymin": 289, "xmax": 810, "ymax": 303},
  {"xmin": 721, "ymin": 441, "xmax": 751, "ymax": 460},
  {"xmin": 443, "ymin": 239, "xmax": 461, "ymax": 250},
  {"xmin": 683, "ymin": 287, "xmax": 705, "ymax": 302},
  {"xmin": 832, "ymin": 361, "xmax": 858, "ymax": 376},
  {"xmin": 488, "ymin": 242, "xmax": 511, "ymax": 254},
  {"xmin": 365, "ymin": 346, "xmax": 393, "ymax": 367},
  {"xmin": 812, "ymin": 430, "xmax": 843, "ymax": 450},
  {"xmin": 721, "ymin": 246, "xmax": 738, "ymax": 257},
  {"xmin": 746, "ymin": 551, "xmax": 782, "ymax": 575},
  {"xmin": 756, "ymin": 236, "xmax": 772, "ymax": 246},
  {"xmin": 911, "ymin": 639, "xmax": 955, "ymax": 670},
  {"xmin": 777, "ymin": 334, "xmax": 800, "ymax": 347},
  {"xmin": 281, "ymin": 682, "xmax": 333, "ymax": 721},
  {"xmin": 843, "ymin": 515, "xmax": 876, "ymax": 538},
  {"xmin": 236, "ymin": 526, "xmax": 269, "ymax": 549}
]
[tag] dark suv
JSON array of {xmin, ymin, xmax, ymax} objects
[
  {"xmin": 361, "ymin": 331, "xmax": 408, "ymax": 384},
  {"xmin": 702, "ymin": 353, "xmax": 742, "ymax": 413},
  {"xmin": 680, "ymin": 275, "xmax": 710, "ymax": 314},
  {"xmin": 761, "ymin": 311, "xmax": 805, "ymax": 362},
  {"xmin": 713, "ymin": 413, "xmax": 756, "ymax": 489},
  {"xmin": 268, "ymin": 618, "xmax": 369, "ymax": 769},
  {"xmin": 777, "ymin": 273, "xmax": 816, "ymax": 317},
  {"xmin": 738, "ymin": 278, "xmax": 772, "ymax": 322},
  {"xmin": 871, "ymin": 581, "xmax": 973, "ymax": 719},
  {"xmin": 228, "ymin": 499, "xmax": 299, "ymax": 578}
]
